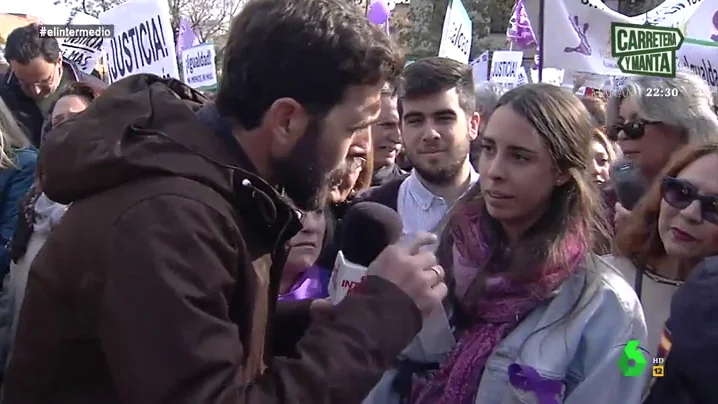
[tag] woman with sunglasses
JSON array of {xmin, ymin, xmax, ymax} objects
[
  {"xmin": 606, "ymin": 144, "xmax": 718, "ymax": 391},
  {"xmin": 606, "ymin": 70, "xmax": 718, "ymax": 232}
]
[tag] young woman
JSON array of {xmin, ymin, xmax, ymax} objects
[
  {"xmin": 0, "ymin": 98, "xmax": 36, "ymax": 278},
  {"xmin": 609, "ymin": 144, "xmax": 718, "ymax": 363},
  {"xmin": 363, "ymin": 84, "xmax": 648, "ymax": 404},
  {"xmin": 590, "ymin": 130, "xmax": 616, "ymax": 187}
]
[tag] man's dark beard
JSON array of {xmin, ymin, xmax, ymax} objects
[
  {"xmin": 412, "ymin": 156, "xmax": 465, "ymax": 186},
  {"xmin": 273, "ymin": 119, "xmax": 329, "ymax": 211}
]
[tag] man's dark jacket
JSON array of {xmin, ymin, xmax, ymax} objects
[
  {"xmin": 2, "ymin": 74, "xmax": 422, "ymax": 403},
  {"xmin": 0, "ymin": 60, "xmax": 106, "ymax": 146},
  {"xmin": 643, "ymin": 256, "xmax": 718, "ymax": 404}
]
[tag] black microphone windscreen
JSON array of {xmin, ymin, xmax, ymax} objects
[
  {"xmin": 610, "ymin": 159, "xmax": 646, "ymax": 210},
  {"xmin": 339, "ymin": 202, "xmax": 403, "ymax": 267}
]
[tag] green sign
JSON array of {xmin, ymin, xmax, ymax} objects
[
  {"xmin": 618, "ymin": 339, "xmax": 647, "ymax": 376},
  {"xmin": 610, "ymin": 22, "xmax": 684, "ymax": 78}
]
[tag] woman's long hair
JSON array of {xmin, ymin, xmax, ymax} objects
[
  {"xmin": 0, "ymin": 98, "xmax": 31, "ymax": 170},
  {"xmin": 436, "ymin": 84, "xmax": 611, "ymax": 298}
]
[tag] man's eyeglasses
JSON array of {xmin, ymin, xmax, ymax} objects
[
  {"xmin": 610, "ymin": 119, "xmax": 662, "ymax": 141},
  {"xmin": 662, "ymin": 176, "xmax": 718, "ymax": 225},
  {"xmin": 17, "ymin": 63, "xmax": 59, "ymax": 92},
  {"xmin": 346, "ymin": 156, "xmax": 367, "ymax": 172}
]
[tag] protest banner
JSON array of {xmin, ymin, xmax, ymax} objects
[
  {"xmin": 523, "ymin": 0, "xmax": 718, "ymax": 86},
  {"xmin": 517, "ymin": 66, "xmax": 529, "ymax": 85},
  {"xmin": 57, "ymin": 12, "xmax": 106, "ymax": 74},
  {"xmin": 0, "ymin": 4, "xmax": 104, "ymax": 73},
  {"xmin": 490, "ymin": 50, "xmax": 524, "ymax": 85},
  {"xmin": 181, "ymin": 43, "xmax": 217, "ymax": 90},
  {"xmin": 470, "ymin": 51, "xmax": 490, "ymax": 83},
  {"xmin": 99, "ymin": 0, "xmax": 179, "ymax": 83},
  {"xmin": 437, "ymin": 0, "xmax": 472, "ymax": 64}
]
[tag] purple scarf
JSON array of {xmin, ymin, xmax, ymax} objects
[
  {"xmin": 410, "ymin": 199, "xmax": 587, "ymax": 404},
  {"xmin": 278, "ymin": 265, "xmax": 329, "ymax": 301}
]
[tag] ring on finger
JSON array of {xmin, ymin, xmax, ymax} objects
[{"xmin": 428, "ymin": 265, "xmax": 444, "ymax": 280}]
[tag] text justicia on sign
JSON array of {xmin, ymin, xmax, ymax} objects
[
  {"xmin": 107, "ymin": 14, "xmax": 170, "ymax": 81},
  {"xmin": 492, "ymin": 61, "xmax": 519, "ymax": 77}
]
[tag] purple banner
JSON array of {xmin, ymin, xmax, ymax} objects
[{"xmin": 506, "ymin": 0, "xmax": 536, "ymax": 49}]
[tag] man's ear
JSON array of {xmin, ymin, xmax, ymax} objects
[
  {"xmin": 469, "ymin": 111, "xmax": 480, "ymax": 141},
  {"xmin": 264, "ymin": 97, "xmax": 309, "ymax": 157}
]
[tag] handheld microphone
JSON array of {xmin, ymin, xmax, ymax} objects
[
  {"xmin": 329, "ymin": 202, "xmax": 403, "ymax": 302},
  {"xmin": 610, "ymin": 159, "xmax": 647, "ymax": 210}
]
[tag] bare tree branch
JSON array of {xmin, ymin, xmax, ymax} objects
[{"xmin": 55, "ymin": 0, "xmax": 238, "ymax": 43}]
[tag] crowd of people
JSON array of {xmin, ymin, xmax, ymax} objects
[{"xmin": 0, "ymin": 0, "xmax": 715, "ymax": 402}]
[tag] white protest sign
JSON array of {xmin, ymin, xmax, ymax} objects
[
  {"xmin": 490, "ymin": 50, "xmax": 524, "ymax": 85},
  {"xmin": 677, "ymin": 40, "xmax": 718, "ymax": 86},
  {"xmin": 100, "ymin": 0, "xmax": 179, "ymax": 83},
  {"xmin": 530, "ymin": 67, "xmax": 565, "ymax": 86},
  {"xmin": 1, "ymin": 4, "xmax": 104, "ymax": 73},
  {"xmin": 523, "ymin": 0, "xmax": 718, "ymax": 86},
  {"xmin": 182, "ymin": 43, "xmax": 217, "ymax": 90},
  {"xmin": 437, "ymin": 0, "xmax": 472, "ymax": 64},
  {"xmin": 471, "ymin": 51, "xmax": 490, "ymax": 83},
  {"xmin": 517, "ymin": 67, "xmax": 529, "ymax": 85},
  {"xmin": 57, "ymin": 12, "xmax": 105, "ymax": 74}
]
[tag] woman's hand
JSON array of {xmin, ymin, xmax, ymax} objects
[{"xmin": 614, "ymin": 202, "xmax": 631, "ymax": 234}]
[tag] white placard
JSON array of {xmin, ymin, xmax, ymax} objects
[
  {"xmin": 437, "ymin": 0, "xmax": 472, "ymax": 64},
  {"xmin": 490, "ymin": 50, "xmax": 524, "ymax": 85},
  {"xmin": 471, "ymin": 51, "xmax": 490, "ymax": 83},
  {"xmin": 57, "ymin": 12, "xmax": 104, "ymax": 74},
  {"xmin": 100, "ymin": 0, "xmax": 179, "ymax": 83},
  {"xmin": 677, "ymin": 40, "xmax": 718, "ymax": 87},
  {"xmin": 0, "ymin": 4, "xmax": 103, "ymax": 73},
  {"xmin": 529, "ymin": 67, "xmax": 565, "ymax": 86},
  {"xmin": 181, "ymin": 43, "xmax": 217, "ymax": 90},
  {"xmin": 523, "ymin": 0, "xmax": 718, "ymax": 86},
  {"xmin": 517, "ymin": 66, "xmax": 529, "ymax": 85}
]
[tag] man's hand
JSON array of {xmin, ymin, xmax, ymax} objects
[
  {"xmin": 309, "ymin": 298, "xmax": 333, "ymax": 321},
  {"xmin": 367, "ymin": 232, "xmax": 448, "ymax": 319}
]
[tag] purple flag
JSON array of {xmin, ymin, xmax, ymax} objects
[
  {"xmin": 506, "ymin": 0, "xmax": 536, "ymax": 49},
  {"xmin": 176, "ymin": 16, "xmax": 199, "ymax": 55}
]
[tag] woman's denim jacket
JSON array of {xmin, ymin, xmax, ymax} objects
[{"xmin": 363, "ymin": 254, "xmax": 650, "ymax": 404}]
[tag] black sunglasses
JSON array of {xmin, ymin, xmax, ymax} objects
[
  {"xmin": 610, "ymin": 119, "xmax": 662, "ymax": 141},
  {"xmin": 662, "ymin": 176, "xmax": 718, "ymax": 225}
]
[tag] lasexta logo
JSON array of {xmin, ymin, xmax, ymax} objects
[{"xmin": 618, "ymin": 340, "xmax": 647, "ymax": 376}]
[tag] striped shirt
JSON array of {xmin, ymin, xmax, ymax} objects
[{"xmin": 396, "ymin": 167, "xmax": 479, "ymax": 235}]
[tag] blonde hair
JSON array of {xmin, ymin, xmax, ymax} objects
[{"xmin": 0, "ymin": 98, "xmax": 31, "ymax": 170}]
